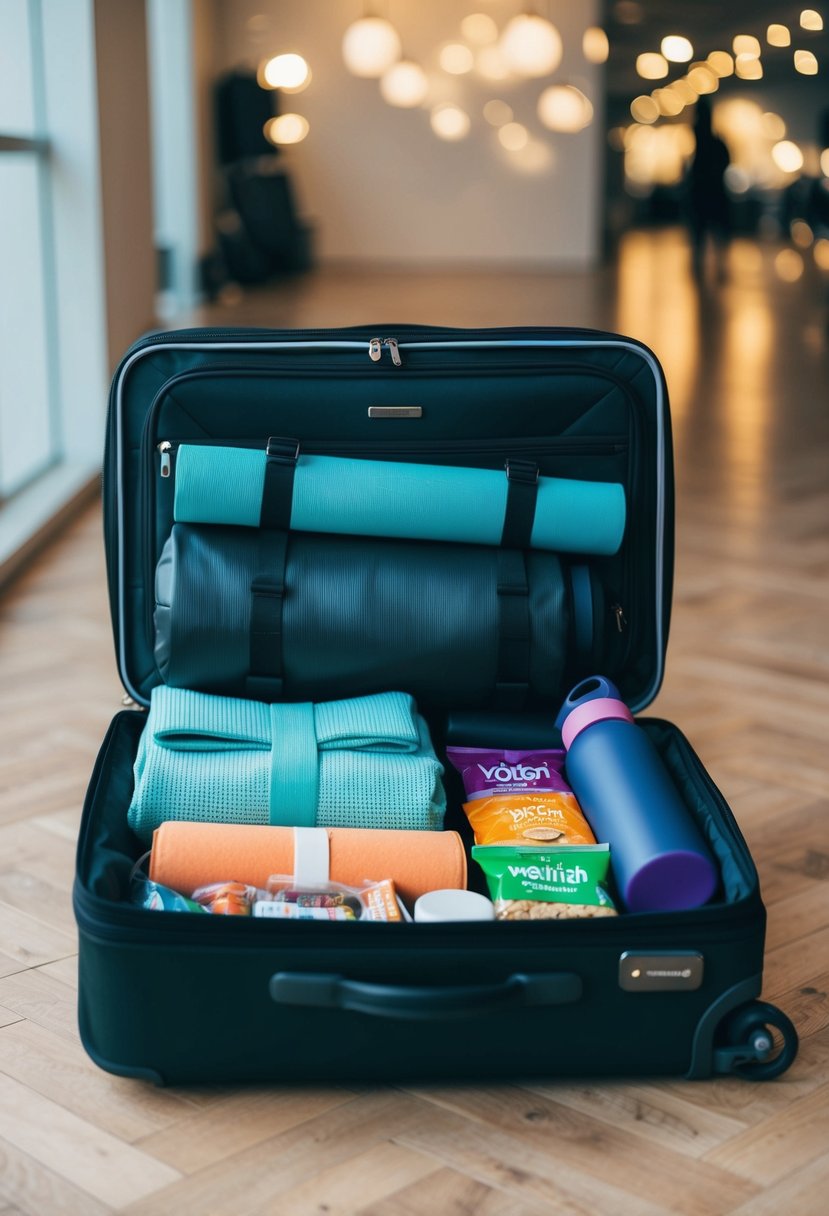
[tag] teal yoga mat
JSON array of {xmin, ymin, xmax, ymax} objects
[
  {"xmin": 128, "ymin": 688, "xmax": 446, "ymax": 844},
  {"xmin": 173, "ymin": 444, "xmax": 626, "ymax": 556}
]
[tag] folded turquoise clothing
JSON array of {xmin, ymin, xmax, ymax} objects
[
  {"xmin": 128, "ymin": 687, "xmax": 446, "ymax": 843},
  {"xmin": 173, "ymin": 444, "xmax": 626, "ymax": 556}
]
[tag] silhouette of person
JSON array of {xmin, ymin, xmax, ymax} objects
[{"xmin": 687, "ymin": 97, "xmax": 731, "ymax": 281}]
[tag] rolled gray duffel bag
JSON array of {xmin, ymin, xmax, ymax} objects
[{"xmin": 154, "ymin": 524, "xmax": 605, "ymax": 709}]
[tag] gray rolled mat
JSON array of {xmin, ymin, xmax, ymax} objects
[{"xmin": 154, "ymin": 525, "xmax": 604, "ymax": 709}]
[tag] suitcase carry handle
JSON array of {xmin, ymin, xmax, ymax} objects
[{"xmin": 269, "ymin": 971, "xmax": 582, "ymax": 1020}]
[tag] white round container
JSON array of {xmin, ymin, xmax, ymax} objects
[{"xmin": 414, "ymin": 889, "xmax": 495, "ymax": 923}]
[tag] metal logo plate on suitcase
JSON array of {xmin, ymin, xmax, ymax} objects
[{"xmin": 619, "ymin": 951, "xmax": 704, "ymax": 991}]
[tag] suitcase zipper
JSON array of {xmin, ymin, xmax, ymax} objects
[
  {"xmin": 154, "ymin": 433, "xmax": 627, "ymax": 479},
  {"xmin": 368, "ymin": 336, "xmax": 403, "ymax": 366}
]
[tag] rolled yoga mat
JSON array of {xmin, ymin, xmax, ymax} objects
[
  {"xmin": 173, "ymin": 443, "xmax": 626, "ymax": 557},
  {"xmin": 128, "ymin": 687, "xmax": 446, "ymax": 844},
  {"xmin": 149, "ymin": 822, "xmax": 467, "ymax": 907},
  {"xmin": 154, "ymin": 524, "xmax": 604, "ymax": 707}
]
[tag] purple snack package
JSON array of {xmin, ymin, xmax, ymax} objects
[
  {"xmin": 446, "ymin": 747, "xmax": 597, "ymax": 848},
  {"xmin": 446, "ymin": 747, "xmax": 575, "ymax": 800}
]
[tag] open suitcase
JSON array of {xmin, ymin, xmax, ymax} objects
[{"xmin": 74, "ymin": 325, "xmax": 798, "ymax": 1085}]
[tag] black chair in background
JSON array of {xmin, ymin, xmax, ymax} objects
[{"xmin": 209, "ymin": 70, "xmax": 313, "ymax": 290}]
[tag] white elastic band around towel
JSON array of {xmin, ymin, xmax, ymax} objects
[{"xmin": 292, "ymin": 827, "xmax": 331, "ymax": 886}]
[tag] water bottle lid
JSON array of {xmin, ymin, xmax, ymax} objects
[
  {"xmin": 560, "ymin": 697, "xmax": 634, "ymax": 751},
  {"xmin": 554, "ymin": 675, "xmax": 623, "ymax": 733}
]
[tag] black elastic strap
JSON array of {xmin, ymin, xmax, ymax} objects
[
  {"xmin": 246, "ymin": 529, "xmax": 289, "ymax": 700},
  {"xmin": 259, "ymin": 436, "xmax": 299, "ymax": 530},
  {"xmin": 500, "ymin": 458, "xmax": 539, "ymax": 549},
  {"xmin": 494, "ymin": 548, "xmax": 530, "ymax": 711}
]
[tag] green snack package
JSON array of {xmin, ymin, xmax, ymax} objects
[{"xmin": 471, "ymin": 844, "xmax": 618, "ymax": 920}]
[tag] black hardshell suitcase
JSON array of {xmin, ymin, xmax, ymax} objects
[{"xmin": 73, "ymin": 325, "xmax": 798, "ymax": 1085}]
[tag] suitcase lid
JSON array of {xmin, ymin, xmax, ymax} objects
[{"xmin": 103, "ymin": 324, "xmax": 673, "ymax": 713}]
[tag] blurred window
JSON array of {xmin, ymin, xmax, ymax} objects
[{"xmin": 0, "ymin": 0, "xmax": 60, "ymax": 503}]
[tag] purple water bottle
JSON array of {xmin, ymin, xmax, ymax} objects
[{"xmin": 556, "ymin": 676, "xmax": 718, "ymax": 912}]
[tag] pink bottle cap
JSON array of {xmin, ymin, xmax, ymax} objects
[{"xmin": 560, "ymin": 697, "xmax": 634, "ymax": 751}]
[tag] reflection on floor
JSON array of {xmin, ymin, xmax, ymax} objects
[{"xmin": 0, "ymin": 226, "xmax": 827, "ymax": 1214}]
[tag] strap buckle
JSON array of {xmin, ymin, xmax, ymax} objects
[
  {"xmin": 505, "ymin": 458, "xmax": 539, "ymax": 485},
  {"xmin": 266, "ymin": 436, "xmax": 301, "ymax": 464}
]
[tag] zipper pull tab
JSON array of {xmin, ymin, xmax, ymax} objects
[
  {"xmin": 158, "ymin": 441, "xmax": 172, "ymax": 478},
  {"xmin": 384, "ymin": 337, "xmax": 402, "ymax": 367},
  {"xmin": 369, "ymin": 337, "xmax": 383, "ymax": 362},
  {"xmin": 612, "ymin": 603, "xmax": 627, "ymax": 633}
]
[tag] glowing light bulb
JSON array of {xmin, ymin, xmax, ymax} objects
[
  {"xmin": 733, "ymin": 35, "xmax": 761, "ymax": 57},
  {"xmin": 430, "ymin": 104, "xmax": 471, "ymax": 140},
  {"xmin": 379, "ymin": 60, "xmax": 428, "ymax": 107},
  {"xmin": 767, "ymin": 24, "xmax": 791, "ymax": 46},
  {"xmin": 794, "ymin": 49, "xmax": 819, "ymax": 73},
  {"xmin": 672, "ymin": 78, "xmax": 698, "ymax": 103},
  {"xmin": 583, "ymin": 27, "xmax": 609, "ymax": 64},
  {"xmin": 342, "ymin": 17, "xmax": 401, "ymax": 78},
  {"xmin": 791, "ymin": 219, "xmax": 814, "ymax": 246},
  {"xmin": 461, "ymin": 13, "xmax": 498, "ymax": 45},
  {"xmin": 630, "ymin": 95, "xmax": 659, "ymax": 124},
  {"xmin": 440, "ymin": 43, "xmax": 474, "ymax": 74},
  {"xmin": 775, "ymin": 249, "xmax": 803, "ymax": 281},
  {"xmin": 537, "ymin": 86, "xmax": 593, "ymax": 133},
  {"xmin": 264, "ymin": 114, "xmax": 309, "ymax": 145},
  {"xmin": 661, "ymin": 35, "xmax": 693, "ymax": 62},
  {"xmin": 772, "ymin": 140, "xmax": 804, "ymax": 172},
  {"xmin": 500, "ymin": 14, "xmax": 562, "ymax": 77},
  {"xmin": 260, "ymin": 53, "xmax": 311, "ymax": 92},
  {"xmin": 498, "ymin": 122, "xmax": 529, "ymax": 151},
  {"xmin": 483, "ymin": 99, "xmax": 513, "ymax": 126},
  {"xmin": 707, "ymin": 51, "xmax": 734, "ymax": 77},
  {"xmin": 687, "ymin": 65, "xmax": 718, "ymax": 92},
  {"xmin": 636, "ymin": 52, "xmax": 668, "ymax": 79},
  {"xmin": 735, "ymin": 55, "xmax": 763, "ymax": 79},
  {"xmin": 653, "ymin": 88, "xmax": 683, "ymax": 117}
]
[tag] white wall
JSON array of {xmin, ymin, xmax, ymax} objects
[{"xmin": 212, "ymin": 0, "xmax": 604, "ymax": 267}]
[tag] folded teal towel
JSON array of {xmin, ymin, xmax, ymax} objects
[{"xmin": 128, "ymin": 687, "xmax": 446, "ymax": 843}]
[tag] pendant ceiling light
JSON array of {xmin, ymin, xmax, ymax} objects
[
  {"xmin": 380, "ymin": 59, "xmax": 429, "ymax": 107},
  {"xmin": 259, "ymin": 53, "xmax": 311, "ymax": 92},
  {"xmin": 342, "ymin": 16, "xmax": 401, "ymax": 78},
  {"xmin": 430, "ymin": 103, "xmax": 471, "ymax": 140},
  {"xmin": 537, "ymin": 84, "xmax": 593, "ymax": 133},
  {"xmin": 500, "ymin": 13, "xmax": 562, "ymax": 77}
]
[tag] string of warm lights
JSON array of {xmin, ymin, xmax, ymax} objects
[
  {"xmin": 619, "ymin": 8, "xmax": 826, "ymax": 203},
  {"xmin": 256, "ymin": 7, "xmax": 609, "ymax": 154},
  {"xmin": 252, "ymin": 1, "xmax": 826, "ymax": 212}
]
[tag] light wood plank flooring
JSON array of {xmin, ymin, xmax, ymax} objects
[{"xmin": 0, "ymin": 229, "xmax": 827, "ymax": 1214}]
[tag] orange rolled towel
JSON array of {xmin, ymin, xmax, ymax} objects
[{"xmin": 149, "ymin": 822, "xmax": 467, "ymax": 907}]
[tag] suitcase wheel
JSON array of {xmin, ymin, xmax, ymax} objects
[{"xmin": 715, "ymin": 1000, "xmax": 799, "ymax": 1080}]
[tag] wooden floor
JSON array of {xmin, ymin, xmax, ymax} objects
[{"xmin": 0, "ymin": 228, "xmax": 827, "ymax": 1214}]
